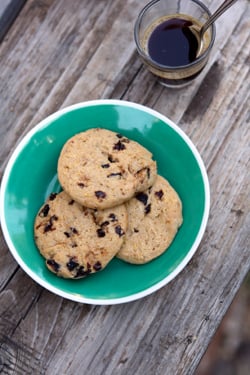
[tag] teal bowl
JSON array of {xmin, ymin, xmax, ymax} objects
[{"xmin": 0, "ymin": 100, "xmax": 209, "ymax": 304}]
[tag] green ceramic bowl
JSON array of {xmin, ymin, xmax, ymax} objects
[{"xmin": 0, "ymin": 100, "xmax": 209, "ymax": 304}]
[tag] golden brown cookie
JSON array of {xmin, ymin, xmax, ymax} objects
[
  {"xmin": 57, "ymin": 128, "xmax": 157, "ymax": 209},
  {"xmin": 34, "ymin": 191, "xmax": 128, "ymax": 278},
  {"xmin": 116, "ymin": 175, "xmax": 183, "ymax": 264}
]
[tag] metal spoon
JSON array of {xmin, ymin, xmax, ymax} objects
[{"xmin": 195, "ymin": 0, "xmax": 239, "ymax": 57}]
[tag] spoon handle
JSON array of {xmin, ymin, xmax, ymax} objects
[{"xmin": 200, "ymin": 0, "xmax": 239, "ymax": 37}]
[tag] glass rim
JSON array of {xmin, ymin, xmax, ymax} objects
[{"xmin": 134, "ymin": 0, "xmax": 216, "ymax": 71}]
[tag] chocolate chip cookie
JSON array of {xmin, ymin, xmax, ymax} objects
[
  {"xmin": 57, "ymin": 128, "xmax": 157, "ymax": 209},
  {"xmin": 34, "ymin": 191, "xmax": 128, "ymax": 278},
  {"xmin": 116, "ymin": 175, "xmax": 183, "ymax": 264}
]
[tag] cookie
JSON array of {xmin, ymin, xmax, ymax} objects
[
  {"xmin": 116, "ymin": 175, "xmax": 183, "ymax": 264},
  {"xmin": 34, "ymin": 191, "xmax": 128, "ymax": 278},
  {"xmin": 57, "ymin": 128, "xmax": 157, "ymax": 209}
]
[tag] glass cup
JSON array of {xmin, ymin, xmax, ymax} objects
[{"xmin": 134, "ymin": 0, "xmax": 216, "ymax": 88}]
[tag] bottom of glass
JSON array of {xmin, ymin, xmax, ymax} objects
[{"xmin": 158, "ymin": 80, "xmax": 194, "ymax": 89}]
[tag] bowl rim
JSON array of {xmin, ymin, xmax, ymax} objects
[{"xmin": 0, "ymin": 99, "xmax": 210, "ymax": 305}]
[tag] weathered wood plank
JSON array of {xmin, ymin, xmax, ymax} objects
[
  {"xmin": 0, "ymin": 0, "xmax": 27, "ymax": 42},
  {"xmin": 0, "ymin": 232, "xmax": 19, "ymax": 290},
  {"xmin": 0, "ymin": 0, "xmax": 111, "ymax": 168},
  {"xmin": 0, "ymin": 331, "xmax": 43, "ymax": 374}
]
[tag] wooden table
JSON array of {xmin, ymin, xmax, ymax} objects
[{"xmin": 0, "ymin": 0, "xmax": 249, "ymax": 373}]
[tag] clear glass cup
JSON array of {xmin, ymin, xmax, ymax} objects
[{"xmin": 134, "ymin": 0, "xmax": 216, "ymax": 88}]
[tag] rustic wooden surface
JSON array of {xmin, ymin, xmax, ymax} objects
[
  {"xmin": 0, "ymin": 0, "xmax": 249, "ymax": 374},
  {"xmin": 0, "ymin": 0, "xmax": 26, "ymax": 42}
]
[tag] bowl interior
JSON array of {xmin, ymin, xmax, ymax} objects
[{"xmin": 1, "ymin": 101, "xmax": 208, "ymax": 303}]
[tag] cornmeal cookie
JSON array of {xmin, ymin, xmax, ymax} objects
[
  {"xmin": 116, "ymin": 175, "xmax": 183, "ymax": 264},
  {"xmin": 34, "ymin": 191, "xmax": 128, "ymax": 278},
  {"xmin": 57, "ymin": 128, "xmax": 157, "ymax": 209}
]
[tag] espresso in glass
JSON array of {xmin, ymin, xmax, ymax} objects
[
  {"xmin": 141, "ymin": 14, "xmax": 211, "ymax": 87},
  {"xmin": 134, "ymin": 0, "xmax": 216, "ymax": 88},
  {"xmin": 147, "ymin": 17, "xmax": 199, "ymax": 67}
]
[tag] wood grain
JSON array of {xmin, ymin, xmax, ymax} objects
[
  {"xmin": 0, "ymin": 0, "xmax": 249, "ymax": 374},
  {"xmin": 0, "ymin": 0, "xmax": 27, "ymax": 42}
]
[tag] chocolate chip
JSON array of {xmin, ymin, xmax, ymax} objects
[
  {"xmin": 134, "ymin": 228, "xmax": 139, "ymax": 233},
  {"xmin": 93, "ymin": 261, "xmax": 102, "ymax": 271},
  {"xmin": 135, "ymin": 192, "xmax": 148, "ymax": 206},
  {"xmin": 39, "ymin": 204, "xmax": 50, "ymax": 217},
  {"xmin": 101, "ymin": 221, "xmax": 110, "ymax": 227},
  {"xmin": 74, "ymin": 266, "xmax": 86, "ymax": 278},
  {"xmin": 108, "ymin": 155, "xmax": 117, "ymax": 163},
  {"xmin": 44, "ymin": 223, "xmax": 52, "ymax": 232},
  {"xmin": 116, "ymin": 133, "xmax": 129, "ymax": 143},
  {"xmin": 70, "ymin": 227, "xmax": 79, "ymax": 235},
  {"xmin": 155, "ymin": 190, "xmax": 164, "ymax": 200},
  {"xmin": 145, "ymin": 204, "xmax": 151, "ymax": 214},
  {"xmin": 74, "ymin": 264, "xmax": 92, "ymax": 278},
  {"xmin": 97, "ymin": 228, "xmax": 106, "ymax": 237},
  {"xmin": 44, "ymin": 215, "xmax": 58, "ymax": 233},
  {"xmin": 109, "ymin": 213, "xmax": 117, "ymax": 222},
  {"xmin": 115, "ymin": 225, "xmax": 125, "ymax": 237},
  {"xmin": 44, "ymin": 217, "xmax": 56, "ymax": 229},
  {"xmin": 68, "ymin": 200, "xmax": 75, "ymax": 205},
  {"xmin": 49, "ymin": 193, "xmax": 57, "ymax": 201},
  {"xmin": 107, "ymin": 172, "xmax": 122, "ymax": 178},
  {"xmin": 147, "ymin": 167, "xmax": 150, "ymax": 179},
  {"xmin": 102, "ymin": 163, "xmax": 110, "ymax": 168},
  {"xmin": 77, "ymin": 182, "xmax": 85, "ymax": 188},
  {"xmin": 95, "ymin": 191, "xmax": 106, "ymax": 199},
  {"xmin": 64, "ymin": 227, "xmax": 78, "ymax": 237},
  {"xmin": 67, "ymin": 258, "xmax": 79, "ymax": 271},
  {"xmin": 86, "ymin": 263, "xmax": 92, "ymax": 271},
  {"xmin": 47, "ymin": 259, "xmax": 60, "ymax": 273},
  {"xmin": 113, "ymin": 140, "xmax": 126, "ymax": 151}
]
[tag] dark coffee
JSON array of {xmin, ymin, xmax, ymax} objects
[
  {"xmin": 138, "ymin": 13, "xmax": 212, "ymax": 88},
  {"xmin": 148, "ymin": 18, "xmax": 198, "ymax": 67}
]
